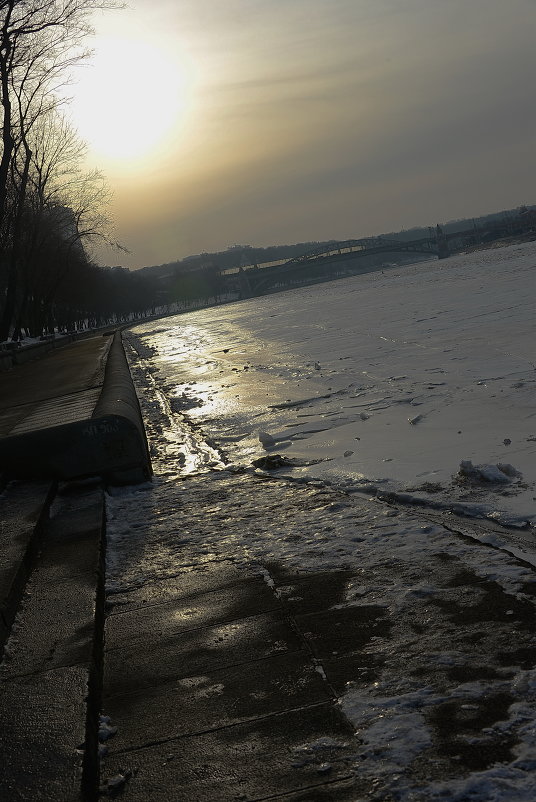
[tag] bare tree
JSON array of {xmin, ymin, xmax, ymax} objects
[
  {"xmin": 0, "ymin": 0, "xmax": 120, "ymax": 339},
  {"xmin": 11, "ymin": 109, "xmax": 127, "ymax": 336}
]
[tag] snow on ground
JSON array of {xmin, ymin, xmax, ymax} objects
[
  {"xmin": 106, "ymin": 464, "xmax": 536, "ymax": 800},
  {"xmin": 106, "ymin": 242, "xmax": 536, "ymax": 800},
  {"xmin": 127, "ymin": 242, "xmax": 536, "ymax": 530}
]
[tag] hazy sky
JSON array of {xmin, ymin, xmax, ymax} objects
[{"xmin": 68, "ymin": 0, "xmax": 536, "ymax": 269}]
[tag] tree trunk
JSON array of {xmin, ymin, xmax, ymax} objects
[
  {"xmin": 0, "ymin": 144, "xmax": 31, "ymax": 340},
  {"xmin": 0, "ymin": 2, "xmax": 15, "ymax": 228}
]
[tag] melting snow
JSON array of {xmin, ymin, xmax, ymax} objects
[{"xmin": 106, "ymin": 241, "xmax": 536, "ymax": 801}]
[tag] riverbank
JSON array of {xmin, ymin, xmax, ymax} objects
[
  {"xmin": 95, "ymin": 281, "xmax": 536, "ymax": 799},
  {"xmin": 1, "ymin": 237, "xmax": 536, "ymax": 800}
]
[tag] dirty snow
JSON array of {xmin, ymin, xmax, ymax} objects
[{"xmin": 105, "ymin": 241, "xmax": 536, "ymax": 801}]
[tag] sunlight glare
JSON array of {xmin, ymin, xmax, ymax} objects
[{"xmin": 71, "ymin": 36, "xmax": 193, "ymax": 165}]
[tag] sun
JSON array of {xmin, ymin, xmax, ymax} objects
[{"xmin": 70, "ymin": 36, "xmax": 193, "ymax": 165}]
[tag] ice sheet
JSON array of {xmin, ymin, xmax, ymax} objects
[{"xmin": 129, "ymin": 242, "xmax": 536, "ymax": 529}]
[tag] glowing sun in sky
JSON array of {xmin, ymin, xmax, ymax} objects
[{"xmin": 70, "ymin": 35, "xmax": 193, "ymax": 166}]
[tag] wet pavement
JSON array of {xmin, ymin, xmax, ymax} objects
[
  {"xmin": 100, "ymin": 469, "xmax": 536, "ymax": 801},
  {"xmin": 1, "ymin": 331, "xmax": 536, "ymax": 800},
  {"xmin": 101, "ymin": 539, "xmax": 362, "ymax": 800}
]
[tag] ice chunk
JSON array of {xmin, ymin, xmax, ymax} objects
[
  {"xmin": 258, "ymin": 431, "xmax": 276, "ymax": 447},
  {"xmin": 477, "ymin": 464, "xmax": 511, "ymax": 483},
  {"xmin": 458, "ymin": 460, "xmax": 518, "ymax": 484},
  {"xmin": 497, "ymin": 463, "xmax": 523, "ymax": 479}
]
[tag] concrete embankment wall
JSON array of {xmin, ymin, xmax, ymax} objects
[
  {"xmin": 0, "ymin": 330, "xmax": 152, "ymax": 484},
  {"xmin": 90, "ymin": 330, "xmax": 153, "ymax": 483}
]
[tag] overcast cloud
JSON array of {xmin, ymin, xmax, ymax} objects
[{"xmin": 80, "ymin": 0, "xmax": 536, "ymax": 268}]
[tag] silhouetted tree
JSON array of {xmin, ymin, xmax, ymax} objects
[{"xmin": 0, "ymin": 0, "xmax": 119, "ymax": 340}]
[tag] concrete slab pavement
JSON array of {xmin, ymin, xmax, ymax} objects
[
  {"xmin": 100, "ymin": 704, "xmax": 360, "ymax": 802},
  {"xmin": 103, "ymin": 651, "xmax": 331, "ymax": 751},
  {"xmin": 100, "ymin": 551, "xmax": 365, "ymax": 801},
  {"xmin": 104, "ymin": 609, "xmax": 305, "ymax": 698},
  {"xmin": 104, "ymin": 577, "xmax": 280, "ymax": 648}
]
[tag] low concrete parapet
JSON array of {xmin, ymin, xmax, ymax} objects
[
  {"xmin": 0, "ymin": 331, "xmax": 152, "ymax": 484},
  {"xmin": 88, "ymin": 330, "xmax": 153, "ymax": 483}
]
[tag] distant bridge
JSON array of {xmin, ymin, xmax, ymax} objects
[
  {"xmin": 220, "ymin": 222, "xmax": 519, "ymax": 299},
  {"xmin": 285, "ymin": 235, "xmax": 445, "ymax": 266},
  {"xmin": 224, "ymin": 228, "xmax": 452, "ymax": 298}
]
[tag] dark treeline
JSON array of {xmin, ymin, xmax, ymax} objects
[{"xmin": 0, "ymin": 0, "xmax": 156, "ymax": 341}]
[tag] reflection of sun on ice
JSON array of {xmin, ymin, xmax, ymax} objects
[{"xmin": 70, "ymin": 36, "xmax": 193, "ymax": 164}]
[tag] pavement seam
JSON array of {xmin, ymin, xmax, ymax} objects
[
  {"xmin": 261, "ymin": 563, "xmax": 342, "ymax": 703},
  {"xmin": 104, "ymin": 649, "xmax": 324, "ymax": 701},
  {"xmin": 242, "ymin": 775, "xmax": 356, "ymax": 802},
  {"xmin": 104, "ymin": 699, "xmax": 336, "ymax": 756},
  {"xmin": 102, "ymin": 646, "xmax": 317, "ymax": 703},
  {"xmin": 105, "ymin": 574, "xmax": 269, "ymax": 617},
  {"xmin": 103, "ymin": 645, "xmax": 309, "ymax": 692}
]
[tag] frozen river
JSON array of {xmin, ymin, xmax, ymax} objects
[{"xmin": 127, "ymin": 241, "xmax": 536, "ymax": 532}]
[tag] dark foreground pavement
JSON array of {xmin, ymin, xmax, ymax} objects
[
  {"xmin": 2, "ymin": 337, "xmax": 536, "ymax": 801},
  {"xmin": 101, "ymin": 554, "xmax": 363, "ymax": 801},
  {"xmin": 99, "ymin": 469, "xmax": 536, "ymax": 802}
]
